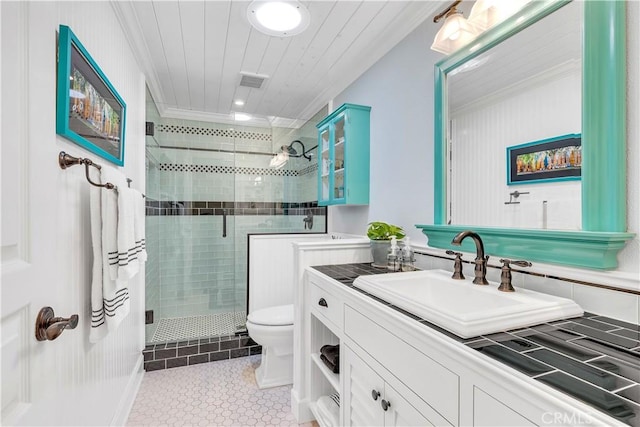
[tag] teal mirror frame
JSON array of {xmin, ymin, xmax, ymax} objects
[{"xmin": 417, "ymin": 0, "xmax": 634, "ymax": 270}]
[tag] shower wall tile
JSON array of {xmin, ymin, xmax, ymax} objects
[{"xmin": 146, "ymin": 114, "xmax": 325, "ymax": 343}]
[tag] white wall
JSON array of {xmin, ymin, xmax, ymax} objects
[
  {"xmin": 3, "ymin": 1, "xmax": 146, "ymax": 424},
  {"xmin": 331, "ymin": 3, "xmax": 639, "ymax": 290},
  {"xmin": 331, "ymin": 18, "xmax": 440, "ymax": 242}
]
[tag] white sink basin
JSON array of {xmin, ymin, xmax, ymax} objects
[{"xmin": 353, "ymin": 269, "xmax": 583, "ymax": 338}]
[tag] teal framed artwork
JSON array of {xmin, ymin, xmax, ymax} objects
[
  {"xmin": 56, "ymin": 25, "xmax": 126, "ymax": 166},
  {"xmin": 507, "ymin": 134, "xmax": 581, "ymax": 185}
]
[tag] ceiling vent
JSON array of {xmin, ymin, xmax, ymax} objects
[{"xmin": 239, "ymin": 72, "xmax": 268, "ymax": 89}]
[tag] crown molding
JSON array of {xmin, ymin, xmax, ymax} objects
[{"xmin": 111, "ymin": 1, "xmax": 167, "ymax": 113}]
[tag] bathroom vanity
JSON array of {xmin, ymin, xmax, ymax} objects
[{"xmin": 296, "ymin": 263, "xmax": 639, "ymax": 427}]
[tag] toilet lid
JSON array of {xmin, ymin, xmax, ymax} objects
[{"xmin": 247, "ymin": 304, "xmax": 294, "ymax": 326}]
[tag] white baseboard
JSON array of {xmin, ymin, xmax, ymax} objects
[
  {"xmin": 291, "ymin": 389, "xmax": 315, "ymax": 423},
  {"xmin": 111, "ymin": 354, "xmax": 144, "ymax": 426}
]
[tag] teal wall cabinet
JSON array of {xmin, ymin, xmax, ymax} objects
[{"xmin": 316, "ymin": 103, "xmax": 371, "ymax": 206}]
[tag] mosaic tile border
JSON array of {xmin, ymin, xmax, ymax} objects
[
  {"xmin": 157, "ymin": 162, "xmax": 318, "ymax": 177},
  {"xmin": 143, "ymin": 332, "xmax": 262, "ymax": 371},
  {"xmin": 157, "ymin": 124, "xmax": 272, "ymax": 141},
  {"xmin": 312, "ymin": 263, "xmax": 640, "ymax": 425},
  {"xmin": 145, "ymin": 199, "xmax": 326, "ymax": 217}
]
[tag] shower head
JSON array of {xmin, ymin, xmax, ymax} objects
[
  {"xmin": 282, "ymin": 144, "xmax": 298, "ymax": 156},
  {"xmin": 281, "ymin": 140, "xmax": 311, "ymax": 161}
]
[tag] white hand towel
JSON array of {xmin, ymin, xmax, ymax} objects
[
  {"xmin": 134, "ymin": 190, "xmax": 147, "ymax": 263},
  {"xmin": 117, "ymin": 187, "xmax": 139, "ymax": 280},
  {"xmin": 100, "ymin": 168, "xmax": 127, "ymax": 281},
  {"xmin": 89, "ymin": 167, "xmax": 130, "ymax": 343},
  {"xmin": 518, "ymin": 200, "xmax": 544, "ymax": 229},
  {"xmin": 546, "ymin": 199, "xmax": 581, "ymax": 230}
]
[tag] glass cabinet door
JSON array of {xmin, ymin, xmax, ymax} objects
[
  {"xmin": 320, "ymin": 127, "xmax": 330, "ymax": 203},
  {"xmin": 333, "ymin": 116, "xmax": 345, "ymax": 201}
]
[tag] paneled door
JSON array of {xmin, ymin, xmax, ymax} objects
[{"xmin": 1, "ymin": 2, "xmax": 69, "ymax": 424}]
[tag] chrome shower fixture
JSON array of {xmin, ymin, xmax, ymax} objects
[{"xmin": 281, "ymin": 140, "xmax": 311, "ymax": 161}]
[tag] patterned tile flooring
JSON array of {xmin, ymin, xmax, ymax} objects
[
  {"xmin": 127, "ymin": 355, "xmax": 317, "ymax": 427},
  {"xmin": 151, "ymin": 312, "xmax": 247, "ymax": 343}
]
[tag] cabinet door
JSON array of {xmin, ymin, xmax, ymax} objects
[
  {"xmin": 473, "ymin": 387, "xmax": 536, "ymax": 427},
  {"xmin": 332, "ymin": 114, "xmax": 346, "ymax": 203},
  {"xmin": 344, "ymin": 346, "xmax": 385, "ymax": 427},
  {"xmin": 383, "ymin": 383, "xmax": 435, "ymax": 427},
  {"xmin": 318, "ymin": 125, "xmax": 330, "ymax": 204}
]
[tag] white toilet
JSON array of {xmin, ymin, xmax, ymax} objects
[{"xmin": 246, "ymin": 304, "xmax": 294, "ymax": 389}]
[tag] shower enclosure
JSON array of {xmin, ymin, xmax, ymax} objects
[{"xmin": 145, "ymin": 95, "xmax": 326, "ymax": 344}]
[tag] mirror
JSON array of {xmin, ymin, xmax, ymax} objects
[
  {"xmin": 448, "ymin": 1, "xmax": 582, "ymax": 230},
  {"xmin": 417, "ymin": 0, "xmax": 633, "ymax": 270}
]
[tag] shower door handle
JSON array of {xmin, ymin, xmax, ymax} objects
[{"xmin": 222, "ymin": 209, "xmax": 227, "ymax": 238}]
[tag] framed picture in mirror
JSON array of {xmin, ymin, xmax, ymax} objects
[
  {"xmin": 56, "ymin": 25, "xmax": 126, "ymax": 166},
  {"xmin": 507, "ymin": 134, "xmax": 581, "ymax": 185}
]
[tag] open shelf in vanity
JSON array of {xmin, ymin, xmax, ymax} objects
[{"xmin": 308, "ymin": 312, "xmax": 341, "ymax": 427}]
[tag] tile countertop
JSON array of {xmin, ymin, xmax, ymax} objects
[{"xmin": 311, "ymin": 263, "xmax": 640, "ymax": 427}]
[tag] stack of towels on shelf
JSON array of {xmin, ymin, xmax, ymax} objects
[
  {"xmin": 320, "ymin": 344, "xmax": 340, "ymax": 374},
  {"xmin": 316, "ymin": 393, "xmax": 340, "ymax": 427},
  {"xmin": 89, "ymin": 167, "xmax": 147, "ymax": 343}
]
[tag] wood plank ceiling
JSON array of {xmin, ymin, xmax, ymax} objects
[{"xmin": 114, "ymin": 1, "xmax": 441, "ymax": 127}]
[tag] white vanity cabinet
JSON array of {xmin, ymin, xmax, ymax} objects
[
  {"xmin": 300, "ymin": 268, "xmax": 623, "ymax": 427},
  {"xmin": 344, "ymin": 344, "xmax": 443, "ymax": 427}
]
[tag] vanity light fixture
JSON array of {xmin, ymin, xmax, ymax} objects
[
  {"xmin": 468, "ymin": 0, "xmax": 532, "ymax": 32},
  {"xmin": 431, "ymin": 0, "xmax": 480, "ymax": 55},
  {"xmin": 247, "ymin": 1, "xmax": 310, "ymax": 37}
]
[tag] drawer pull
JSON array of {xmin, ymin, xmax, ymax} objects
[
  {"xmin": 381, "ymin": 399, "xmax": 391, "ymax": 411},
  {"xmin": 318, "ymin": 298, "xmax": 328, "ymax": 307},
  {"xmin": 371, "ymin": 390, "xmax": 381, "ymax": 401}
]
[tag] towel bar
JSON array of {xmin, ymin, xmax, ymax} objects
[{"xmin": 59, "ymin": 151, "xmax": 116, "ymax": 190}]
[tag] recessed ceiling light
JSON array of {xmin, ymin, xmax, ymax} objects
[
  {"xmin": 247, "ymin": 1, "xmax": 310, "ymax": 37},
  {"xmin": 234, "ymin": 99, "xmax": 245, "ymax": 106},
  {"xmin": 234, "ymin": 112, "xmax": 252, "ymax": 121}
]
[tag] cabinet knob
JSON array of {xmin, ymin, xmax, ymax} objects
[
  {"xmin": 318, "ymin": 298, "xmax": 328, "ymax": 308},
  {"xmin": 381, "ymin": 399, "xmax": 391, "ymax": 411},
  {"xmin": 371, "ymin": 390, "xmax": 381, "ymax": 401}
]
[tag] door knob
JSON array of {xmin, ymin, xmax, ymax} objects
[
  {"xmin": 318, "ymin": 298, "xmax": 328, "ymax": 307},
  {"xmin": 371, "ymin": 390, "xmax": 381, "ymax": 401},
  {"xmin": 381, "ymin": 399, "xmax": 391, "ymax": 411},
  {"xmin": 35, "ymin": 307, "xmax": 79, "ymax": 341}
]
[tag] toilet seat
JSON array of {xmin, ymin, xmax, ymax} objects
[{"xmin": 247, "ymin": 304, "xmax": 293, "ymax": 326}]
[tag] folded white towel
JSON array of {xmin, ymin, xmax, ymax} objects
[
  {"xmin": 117, "ymin": 187, "xmax": 139, "ymax": 280},
  {"xmin": 89, "ymin": 167, "xmax": 130, "ymax": 343},
  {"xmin": 316, "ymin": 395, "xmax": 340, "ymax": 427},
  {"xmin": 134, "ymin": 189, "xmax": 147, "ymax": 263}
]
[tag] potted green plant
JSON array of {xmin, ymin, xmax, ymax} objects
[{"xmin": 367, "ymin": 221, "xmax": 406, "ymax": 268}]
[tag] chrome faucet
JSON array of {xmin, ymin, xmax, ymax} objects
[{"xmin": 451, "ymin": 231, "xmax": 489, "ymax": 285}]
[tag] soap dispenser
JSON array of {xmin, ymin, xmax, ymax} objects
[
  {"xmin": 387, "ymin": 236, "xmax": 400, "ymax": 271},
  {"xmin": 401, "ymin": 237, "xmax": 415, "ymax": 271}
]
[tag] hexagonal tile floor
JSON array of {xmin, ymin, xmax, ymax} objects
[{"xmin": 127, "ymin": 355, "xmax": 317, "ymax": 427}]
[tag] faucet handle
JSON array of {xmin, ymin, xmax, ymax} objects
[
  {"xmin": 446, "ymin": 250, "xmax": 465, "ymax": 280},
  {"xmin": 500, "ymin": 258, "xmax": 532, "ymax": 269},
  {"xmin": 498, "ymin": 258, "xmax": 531, "ymax": 292}
]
